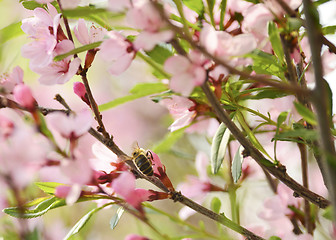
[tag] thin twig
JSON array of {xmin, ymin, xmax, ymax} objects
[
  {"xmin": 201, "ymin": 81, "xmax": 330, "ymax": 208},
  {"xmin": 303, "ymin": 0, "xmax": 336, "ymax": 221},
  {"xmin": 298, "ymin": 143, "xmax": 313, "ymax": 233}
]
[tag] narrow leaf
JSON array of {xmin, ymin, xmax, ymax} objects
[
  {"xmin": 322, "ymin": 206, "xmax": 334, "ymax": 220},
  {"xmin": 99, "ymin": 83, "xmax": 168, "ymax": 111},
  {"xmin": 0, "ymin": 22, "xmax": 24, "ymax": 45},
  {"xmin": 182, "ymin": 0, "xmax": 204, "ymax": 15},
  {"xmin": 293, "ymin": 102, "xmax": 317, "ymax": 125},
  {"xmin": 219, "ymin": 0, "xmax": 227, "ymax": 30},
  {"xmin": 206, "ymin": 0, "xmax": 216, "ymax": 27},
  {"xmin": 54, "ymin": 41, "xmax": 102, "ymax": 61},
  {"xmin": 110, "ymin": 207, "xmax": 125, "ymax": 230},
  {"xmin": 152, "ymin": 127, "xmax": 187, "ymax": 153},
  {"xmin": 268, "ymin": 21, "xmax": 285, "ymax": 64},
  {"xmin": 35, "ymin": 182, "xmax": 65, "ymax": 195},
  {"xmin": 64, "ymin": 204, "xmax": 110, "ymax": 240},
  {"xmin": 211, "ymin": 123, "xmax": 231, "ymax": 174},
  {"xmin": 3, "ymin": 197, "xmax": 62, "ymax": 218},
  {"xmin": 232, "ymin": 146, "xmax": 244, "ymax": 183},
  {"xmin": 145, "ymin": 44, "xmax": 173, "ymax": 65}
]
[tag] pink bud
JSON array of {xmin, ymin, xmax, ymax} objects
[
  {"xmin": 13, "ymin": 84, "xmax": 36, "ymax": 110},
  {"xmin": 73, "ymin": 82, "xmax": 86, "ymax": 98}
]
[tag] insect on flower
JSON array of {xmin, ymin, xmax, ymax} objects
[{"xmin": 132, "ymin": 144, "xmax": 154, "ymax": 176}]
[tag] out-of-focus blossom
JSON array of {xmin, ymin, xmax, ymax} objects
[
  {"xmin": 0, "ymin": 110, "xmax": 50, "ymax": 188},
  {"xmin": 259, "ymin": 183, "xmax": 301, "ymax": 220},
  {"xmin": 59, "ymin": 0, "xmax": 80, "ymax": 9},
  {"xmin": 178, "ymin": 152, "xmax": 225, "ymax": 219},
  {"xmin": 47, "ymin": 109, "xmax": 93, "ymax": 140},
  {"xmin": 160, "ymin": 95, "xmax": 196, "ymax": 131},
  {"xmin": 35, "ymin": 0, "xmax": 54, "ymax": 3},
  {"xmin": 126, "ymin": 0, "xmax": 174, "ymax": 51},
  {"xmin": 61, "ymin": 157, "xmax": 93, "ymax": 185},
  {"xmin": 0, "ymin": 115, "xmax": 14, "ymax": 138},
  {"xmin": 264, "ymin": 0, "xmax": 302, "ymax": 17},
  {"xmin": 13, "ymin": 84, "xmax": 36, "ymax": 110},
  {"xmin": 98, "ymin": 31, "xmax": 135, "ymax": 75},
  {"xmin": 74, "ymin": 19, "xmax": 106, "ymax": 46},
  {"xmin": 55, "ymin": 184, "xmax": 82, "ymax": 205},
  {"xmin": 164, "ymin": 51, "xmax": 207, "ymax": 96},
  {"xmin": 31, "ymin": 40, "xmax": 81, "ymax": 85},
  {"xmin": 108, "ymin": 0, "xmax": 132, "ymax": 12},
  {"xmin": 124, "ymin": 234, "xmax": 150, "ymax": 240},
  {"xmin": 242, "ymin": 4, "xmax": 273, "ymax": 41},
  {"xmin": 201, "ymin": 24, "xmax": 257, "ymax": 59},
  {"xmin": 112, "ymin": 171, "xmax": 152, "ymax": 211},
  {"xmin": 0, "ymin": 66, "xmax": 24, "ymax": 94}
]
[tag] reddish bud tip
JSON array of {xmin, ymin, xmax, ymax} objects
[{"xmin": 13, "ymin": 84, "xmax": 36, "ymax": 110}]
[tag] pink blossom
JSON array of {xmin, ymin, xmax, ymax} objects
[
  {"xmin": 13, "ymin": 84, "xmax": 36, "ymax": 109},
  {"xmin": 259, "ymin": 183, "xmax": 301, "ymax": 220},
  {"xmin": 90, "ymin": 142, "xmax": 122, "ymax": 173},
  {"xmin": 47, "ymin": 109, "xmax": 93, "ymax": 139},
  {"xmin": 21, "ymin": 3, "xmax": 61, "ymax": 68},
  {"xmin": 98, "ymin": 31, "xmax": 135, "ymax": 75},
  {"xmin": 126, "ymin": 0, "xmax": 163, "ymax": 33},
  {"xmin": 74, "ymin": 19, "xmax": 106, "ymax": 46},
  {"xmin": 133, "ymin": 30, "xmax": 174, "ymax": 51},
  {"xmin": 124, "ymin": 234, "xmax": 149, "ymax": 240},
  {"xmin": 108, "ymin": 0, "xmax": 132, "ymax": 12},
  {"xmin": 0, "ymin": 66, "xmax": 24, "ymax": 94},
  {"xmin": 31, "ymin": 40, "xmax": 81, "ymax": 85},
  {"xmin": 35, "ymin": 0, "xmax": 54, "ymax": 3},
  {"xmin": 112, "ymin": 171, "xmax": 152, "ymax": 211},
  {"xmin": 200, "ymin": 25, "xmax": 257, "ymax": 59},
  {"xmin": 160, "ymin": 95, "xmax": 196, "ymax": 131},
  {"xmin": 242, "ymin": 4, "xmax": 274, "ymax": 41},
  {"xmin": 60, "ymin": 157, "xmax": 93, "ymax": 185},
  {"xmin": 55, "ymin": 185, "xmax": 71, "ymax": 198},
  {"xmin": 0, "ymin": 115, "xmax": 14, "ymax": 138},
  {"xmin": 126, "ymin": 0, "xmax": 173, "ymax": 50},
  {"xmin": 164, "ymin": 51, "xmax": 207, "ymax": 96},
  {"xmin": 0, "ymin": 111, "xmax": 50, "ymax": 188}
]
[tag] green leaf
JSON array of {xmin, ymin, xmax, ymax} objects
[
  {"xmin": 0, "ymin": 22, "xmax": 24, "ymax": 45},
  {"xmin": 293, "ymin": 102, "xmax": 317, "ymax": 125},
  {"xmin": 274, "ymin": 111, "xmax": 288, "ymax": 161},
  {"xmin": 274, "ymin": 128, "xmax": 318, "ymax": 142},
  {"xmin": 322, "ymin": 25, "xmax": 336, "ymax": 35},
  {"xmin": 287, "ymin": 18, "xmax": 302, "ymax": 32},
  {"xmin": 322, "ymin": 206, "xmax": 334, "ymax": 220},
  {"xmin": 268, "ymin": 237, "xmax": 282, "ymax": 240},
  {"xmin": 54, "ymin": 41, "xmax": 102, "ymax": 61},
  {"xmin": 232, "ymin": 146, "xmax": 243, "ymax": 183},
  {"xmin": 145, "ymin": 44, "xmax": 173, "ymax": 65},
  {"xmin": 211, "ymin": 123, "xmax": 231, "ymax": 174},
  {"xmin": 21, "ymin": 1, "xmax": 44, "ymax": 10},
  {"xmin": 3, "ymin": 197, "xmax": 63, "ymax": 218},
  {"xmin": 64, "ymin": 204, "xmax": 111, "ymax": 240},
  {"xmin": 241, "ymin": 88, "xmax": 288, "ymax": 100},
  {"xmin": 62, "ymin": 6, "xmax": 109, "ymax": 17},
  {"xmin": 246, "ymin": 50, "xmax": 286, "ymax": 80},
  {"xmin": 268, "ymin": 21, "xmax": 285, "ymax": 65},
  {"xmin": 210, "ymin": 197, "xmax": 221, "ymax": 214},
  {"xmin": 99, "ymin": 83, "xmax": 168, "ymax": 111},
  {"xmin": 152, "ymin": 126, "xmax": 187, "ymax": 153},
  {"xmin": 3, "ymin": 194, "xmax": 111, "ymax": 219},
  {"xmin": 206, "ymin": 0, "xmax": 216, "ymax": 27},
  {"xmin": 219, "ymin": 0, "xmax": 227, "ymax": 30},
  {"xmin": 182, "ymin": 0, "xmax": 204, "ymax": 15},
  {"xmin": 110, "ymin": 207, "xmax": 124, "ymax": 230},
  {"xmin": 35, "ymin": 182, "xmax": 65, "ymax": 195}
]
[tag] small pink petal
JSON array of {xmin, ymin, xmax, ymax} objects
[{"xmin": 112, "ymin": 171, "xmax": 136, "ymax": 198}]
